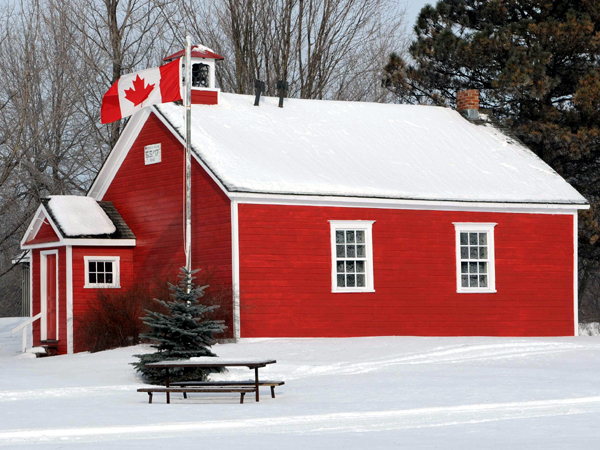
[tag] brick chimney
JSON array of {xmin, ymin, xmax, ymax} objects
[{"xmin": 456, "ymin": 89, "xmax": 479, "ymax": 111}]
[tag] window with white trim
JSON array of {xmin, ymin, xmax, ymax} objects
[
  {"xmin": 454, "ymin": 223, "xmax": 496, "ymax": 293},
  {"xmin": 84, "ymin": 256, "xmax": 120, "ymax": 288},
  {"xmin": 330, "ymin": 221, "xmax": 375, "ymax": 292}
]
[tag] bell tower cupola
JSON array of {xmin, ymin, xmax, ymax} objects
[{"xmin": 164, "ymin": 44, "xmax": 224, "ymax": 105}]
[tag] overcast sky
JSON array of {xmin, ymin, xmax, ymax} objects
[{"xmin": 404, "ymin": 0, "xmax": 435, "ymax": 31}]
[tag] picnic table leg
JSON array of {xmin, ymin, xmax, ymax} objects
[
  {"xmin": 255, "ymin": 367, "xmax": 259, "ymax": 402},
  {"xmin": 166, "ymin": 368, "xmax": 170, "ymax": 404}
]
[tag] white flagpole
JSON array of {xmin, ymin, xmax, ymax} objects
[{"xmin": 184, "ymin": 36, "xmax": 192, "ymax": 281}]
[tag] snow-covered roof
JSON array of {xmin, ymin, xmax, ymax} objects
[
  {"xmin": 155, "ymin": 93, "xmax": 587, "ymax": 205},
  {"xmin": 46, "ymin": 196, "xmax": 116, "ymax": 237}
]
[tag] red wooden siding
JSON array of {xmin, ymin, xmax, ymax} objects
[
  {"xmin": 31, "ymin": 247, "xmax": 68, "ymax": 354},
  {"xmin": 71, "ymin": 246, "xmax": 134, "ymax": 353},
  {"xmin": 191, "ymin": 90, "xmax": 218, "ymax": 105},
  {"xmin": 238, "ymin": 205, "xmax": 575, "ymax": 337},
  {"xmin": 26, "ymin": 220, "xmax": 60, "ymax": 245},
  {"xmin": 102, "ymin": 112, "xmax": 233, "ymax": 335}
]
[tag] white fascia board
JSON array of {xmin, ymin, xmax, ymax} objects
[
  {"xmin": 23, "ymin": 238, "xmax": 135, "ymax": 249},
  {"xmin": 88, "ymin": 108, "xmax": 152, "ymax": 200},
  {"xmin": 20, "ymin": 205, "xmax": 64, "ymax": 248},
  {"xmin": 230, "ymin": 192, "xmax": 588, "ymax": 214},
  {"xmin": 151, "ymin": 105, "xmax": 231, "ymax": 198},
  {"xmin": 62, "ymin": 239, "xmax": 136, "ymax": 247}
]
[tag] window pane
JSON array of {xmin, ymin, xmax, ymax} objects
[
  {"xmin": 356, "ymin": 261, "xmax": 365, "ymax": 273},
  {"xmin": 460, "ymin": 247, "xmax": 468, "ymax": 259},
  {"xmin": 356, "ymin": 230, "xmax": 365, "ymax": 243},
  {"xmin": 337, "ymin": 261, "xmax": 345, "ymax": 273},
  {"xmin": 105, "ymin": 262, "xmax": 112, "ymax": 272},
  {"xmin": 337, "ymin": 274, "xmax": 345, "ymax": 287},
  {"xmin": 469, "ymin": 262, "xmax": 478, "ymax": 274},
  {"xmin": 347, "ymin": 245, "xmax": 356, "ymax": 258},
  {"xmin": 336, "ymin": 230, "xmax": 345, "ymax": 243},
  {"xmin": 470, "ymin": 247, "xmax": 478, "ymax": 259},
  {"xmin": 461, "ymin": 262, "xmax": 468, "ymax": 274},
  {"xmin": 479, "ymin": 262, "xmax": 487, "ymax": 274},
  {"xmin": 479, "ymin": 275, "xmax": 488, "ymax": 287},
  {"xmin": 89, "ymin": 273, "xmax": 96, "ymax": 283},
  {"xmin": 346, "ymin": 231, "xmax": 355, "ymax": 243},
  {"xmin": 357, "ymin": 274, "xmax": 365, "ymax": 287},
  {"xmin": 460, "ymin": 232, "xmax": 468, "ymax": 245},
  {"xmin": 469, "ymin": 233, "xmax": 478, "ymax": 245},
  {"xmin": 469, "ymin": 275, "xmax": 478, "ymax": 287},
  {"xmin": 479, "ymin": 233, "xmax": 487, "ymax": 245},
  {"xmin": 97, "ymin": 273, "xmax": 105, "ymax": 283},
  {"xmin": 461, "ymin": 275, "xmax": 468, "ymax": 287},
  {"xmin": 97, "ymin": 262, "xmax": 104, "ymax": 272},
  {"xmin": 347, "ymin": 274, "xmax": 356, "ymax": 287},
  {"xmin": 336, "ymin": 245, "xmax": 345, "ymax": 258},
  {"xmin": 346, "ymin": 261, "xmax": 355, "ymax": 273},
  {"xmin": 356, "ymin": 245, "xmax": 365, "ymax": 258},
  {"xmin": 89, "ymin": 261, "xmax": 96, "ymax": 272},
  {"xmin": 479, "ymin": 247, "xmax": 488, "ymax": 259},
  {"xmin": 106, "ymin": 273, "xmax": 113, "ymax": 284}
]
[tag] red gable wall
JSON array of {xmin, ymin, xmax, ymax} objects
[
  {"xmin": 26, "ymin": 220, "xmax": 60, "ymax": 245},
  {"xmin": 238, "ymin": 204, "xmax": 575, "ymax": 337},
  {"xmin": 102, "ymin": 113, "xmax": 233, "ymax": 334}
]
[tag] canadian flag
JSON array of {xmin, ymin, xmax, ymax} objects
[{"xmin": 101, "ymin": 59, "xmax": 182, "ymax": 124}]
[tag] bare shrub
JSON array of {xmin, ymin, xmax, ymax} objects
[{"xmin": 75, "ymin": 284, "xmax": 156, "ymax": 353}]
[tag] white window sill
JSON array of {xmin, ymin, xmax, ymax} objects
[
  {"xmin": 457, "ymin": 289, "xmax": 497, "ymax": 294},
  {"xmin": 332, "ymin": 289, "xmax": 376, "ymax": 294},
  {"xmin": 84, "ymin": 284, "xmax": 121, "ymax": 289}
]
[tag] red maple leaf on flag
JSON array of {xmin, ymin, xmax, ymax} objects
[{"xmin": 124, "ymin": 75, "xmax": 155, "ymax": 106}]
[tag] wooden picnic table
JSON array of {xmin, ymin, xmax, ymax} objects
[{"xmin": 145, "ymin": 358, "xmax": 277, "ymax": 403}]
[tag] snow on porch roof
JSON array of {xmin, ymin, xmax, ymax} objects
[
  {"xmin": 44, "ymin": 196, "xmax": 116, "ymax": 237},
  {"xmin": 155, "ymin": 93, "xmax": 587, "ymax": 205}
]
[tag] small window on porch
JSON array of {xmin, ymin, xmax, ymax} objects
[{"xmin": 84, "ymin": 256, "xmax": 120, "ymax": 288}]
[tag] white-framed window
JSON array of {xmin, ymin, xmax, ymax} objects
[
  {"xmin": 330, "ymin": 220, "xmax": 375, "ymax": 293},
  {"xmin": 453, "ymin": 223, "xmax": 497, "ymax": 293},
  {"xmin": 84, "ymin": 256, "xmax": 120, "ymax": 288}
]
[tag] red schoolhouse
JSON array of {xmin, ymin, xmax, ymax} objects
[{"xmin": 21, "ymin": 48, "xmax": 588, "ymax": 355}]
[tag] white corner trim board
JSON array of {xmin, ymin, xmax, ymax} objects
[
  {"xmin": 66, "ymin": 246, "xmax": 74, "ymax": 354},
  {"xmin": 574, "ymin": 212, "xmax": 579, "ymax": 336}
]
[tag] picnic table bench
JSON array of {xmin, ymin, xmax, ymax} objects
[
  {"xmin": 169, "ymin": 380, "xmax": 285, "ymax": 398},
  {"xmin": 137, "ymin": 386, "xmax": 256, "ymax": 404},
  {"xmin": 139, "ymin": 358, "xmax": 281, "ymax": 404}
]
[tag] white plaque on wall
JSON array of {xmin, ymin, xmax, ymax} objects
[{"xmin": 144, "ymin": 144, "xmax": 161, "ymax": 165}]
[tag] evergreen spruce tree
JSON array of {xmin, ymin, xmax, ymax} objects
[{"xmin": 132, "ymin": 267, "xmax": 226, "ymax": 384}]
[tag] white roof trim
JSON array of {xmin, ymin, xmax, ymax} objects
[
  {"xmin": 22, "ymin": 238, "xmax": 136, "ymax": 250},
  {"xmin": 20, "ymin": 205, "xmax": 63, "ymax": 248},
  {"xmin": 87, "ymin": 106, "xmax": 232, "ymax": 202},
  {"xmin": 230, "ymin": 191, "xmax": 589, "ymax": 214},
  {"xmin": 88, "ymin": 108, "xmax": 152, "ymax": 200}
]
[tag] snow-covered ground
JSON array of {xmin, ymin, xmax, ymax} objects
[
  {"xmin": 2, "ymin": 334, "xmax": 600, "ymax": 449},
  {"xmin": 0, "ymin": 318, "xmax": 30, "ymax": 356}
]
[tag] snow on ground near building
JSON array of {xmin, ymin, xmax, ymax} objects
[
  {"xmin": 46, "ymin": 196, "xmax": 116, "ymax": 236},
  {"xmin": 157, "ymin": 94, "xmax": 586, "ymax": 204},
  {"xmin": 1, "ymin": 337, "xmax": 600, "ymax": 449},
  {"xmin": 0, "ymin": 318, "xmax": 29, "ymax": 356}
]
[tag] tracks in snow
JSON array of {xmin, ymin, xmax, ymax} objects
[{"xmin": 2, "ymin": 395, "xmax": 600, "ymax": 444}]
